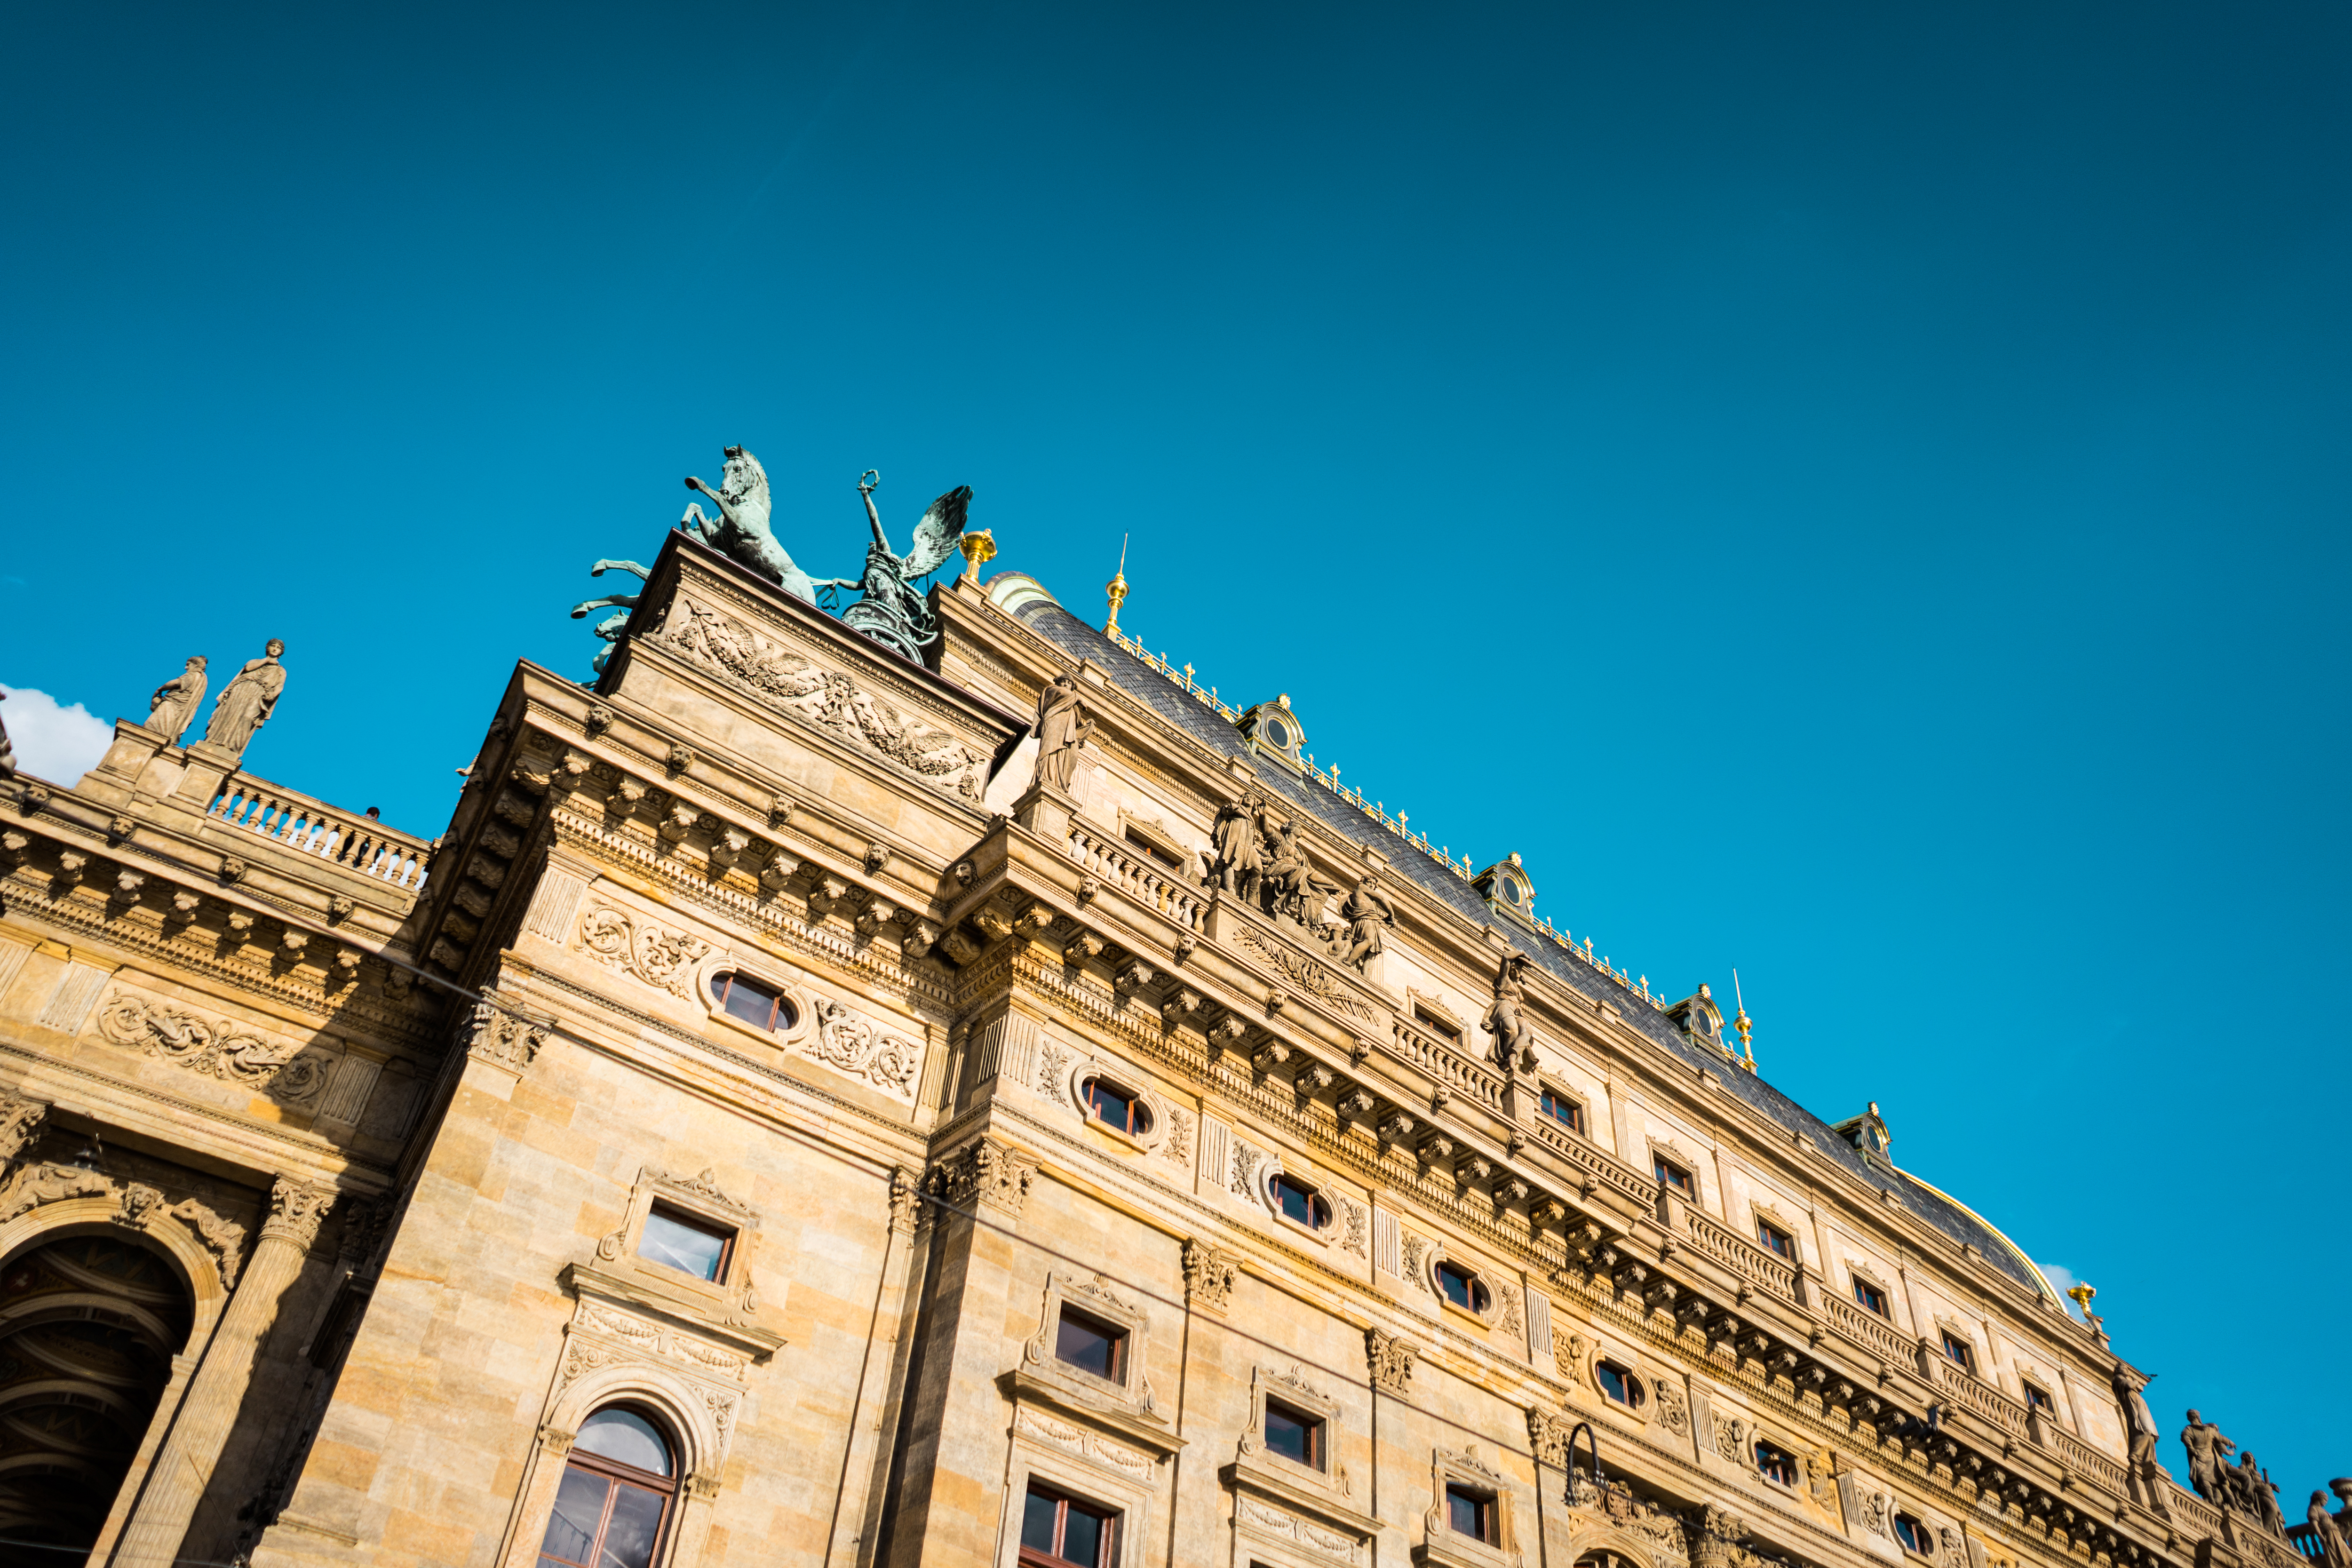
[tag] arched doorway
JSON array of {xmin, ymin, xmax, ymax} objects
[{"xmin": 0, "ymin": 1230, "xmax": 194, "ymax": 1564}]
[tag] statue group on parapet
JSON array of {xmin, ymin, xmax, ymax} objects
[
  {"xmin": 1203, "ymin": 788, "xmax": 1394, "ymax": 974},
  {"xmin": 572, "ymin": 445, "xmax": 977, "ymax": 676},
  {"xmin": 2180, "ymin": 1409, "xmax": 2289, "ymax": 1536}
]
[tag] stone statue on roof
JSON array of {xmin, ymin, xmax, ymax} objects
[
  {"xmin": 1209, "ymin": 791, "xmax": 1266, "ymax": 900},
  {"xmin": 806, "ymin": 470, "xmax": 971, "ymax": 661},
  {"xmin": 1031, "ymin": 675, "xmax": 1094, "ymax": 794},
  {"xmin": 1339, "ymin": 874, "xmax": 1394, "ymax": 971},
  {"xmin": 201, "ymin": 640, "xmax": 286, "ymax": 758},
  {"xmin": 1485, "ymin": 953, "xmax": 1532, "ymax": 1068},
  {"xmin": 2180, "ymin": 1410, "xmax": 2235, "ymax": 1503},
  {"xmin": 145, "ymin": 655, "xmax": 209, "ymax": 746}
]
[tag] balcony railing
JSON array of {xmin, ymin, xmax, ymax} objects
[
  {"xmin": 204, "ymin": 777, "xmax": 432, "ymax": 891},
  {"xmin": 1066, "ymin": 823, "xmax": 1203, "ymax": 931}
]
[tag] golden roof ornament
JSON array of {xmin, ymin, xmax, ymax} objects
[
  {"xmin": 1104, "ymin": 534, "xmax": 1129, "ymax": 636},
  {"xmin": 1732, "ymin": 968, "xmax": 1756, "ymax": 1072},
  {"xmin": 957, "ymin": 528, "xmax": 997, "ymax": 582}
]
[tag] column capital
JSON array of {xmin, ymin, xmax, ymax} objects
[
  {"xmin": 0, "ymin": 1090, "xmax": 48, "ymax": 1165},
  {"xmin": 262, "ymin": 1178, "xmax": 337, "ymax": 1250}
]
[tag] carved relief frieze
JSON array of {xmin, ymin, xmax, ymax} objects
[
  {"xmin": 925, "ymin": 1137, "xmax": 1037, "ymax": 1218},
  {"xmin": 661, "ymin": 596, "xmax": 989, "ymax": 802},
  {"xmin": 801, "ymin": 997, "xmax": 922, "ymax": 1101},
  {"xmin": 0, "ymin": 1161, "xmax": 252, "ymax": 1288},
  {"xmin": 90, "ymin": 986, "xmax": 331, "ymax": 1102},
  {"xmin": 1366, "ymin": 1326, "xmax": 1418, "ymax": 1393},
  {"xmin": 578, "ymin": 903, "xmax": 712, "ymax": 999},
  {"xmin": 1230, "ymin": 928, "xmax": 1376, "ymax": 1022},
  {"xmin": 1183, "ymin": 1237, "xmax": 1240, "ymax": 1313},
  {"xmin": 1234, "ymin": 1494, "xmax": 1364, "ymax": 1565},
  {"xmin": 1016, "ymin": 1405, "xmax": 1155, "ymax": 1482}
]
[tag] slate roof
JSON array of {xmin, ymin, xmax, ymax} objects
[{"xmin": 1006, "ymin": 588, "xmax": 2053, "ymax": 1302}]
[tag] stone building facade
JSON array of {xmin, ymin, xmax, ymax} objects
[{"xmin": 0, "ymin": 533, "xmax": 2324, "ymax": 1568}]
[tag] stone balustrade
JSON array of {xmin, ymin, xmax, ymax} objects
[
  {"xmin": 1684, "ymin": 1205, "xmax": 1798, "ymax": 1301},
  {"xmin": 205, "ymin": 778, "xmax": 432, "ymax": 891},
  {"xmin": 1065, "ymin": 823, "xmax": 1202, "ymax": 931}
]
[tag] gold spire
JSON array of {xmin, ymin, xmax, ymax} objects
[
  {"xmin": 957, "ymin": 528, "xmax": 997, "ymax": 582},
  {"xmin": 1104, "ymin": 534, "xmax": 1129, "ymax": 635},
  {"xmin": 1732, "ymin": 968, "xmax": 1756, "ymax": 1072}
]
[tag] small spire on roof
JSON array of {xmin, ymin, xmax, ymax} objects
[
  {"xmin": 1104, "ymin": 534, "xmax": 1129, "ymax": 635},
  {"xmin": 1732, "ymin": 968, "xmax": 1756, "ymax": 1072}
]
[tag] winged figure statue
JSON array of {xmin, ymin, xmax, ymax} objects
[{"xmin": 810, "ymin": 470, "xmax": 972, "ymax": 661}]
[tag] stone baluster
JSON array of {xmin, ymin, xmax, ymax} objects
[{"xmin": 108, "ymin": 1177, "xmax": 335, "ymax": 1568}]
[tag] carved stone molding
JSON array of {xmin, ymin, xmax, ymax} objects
[
  {"xmin": 262, "ymin": 1178, "xmax": 337, "ymax": 1250},
  {"xmin": 661, "ymin": 595, "xmax": 990, "ymax": 802},
  {"xmin": 169, "ymin": 1196, "xmax": 251, "ymax": 1288},
  {"xmin": 578, "ymin": 901, "xmax": 712, "ymax": 1000},
  {"xmin": 462, "ymin": 1001, "xmax": 550, "ymax": 1075},
  {"xmin": 801, "ymin": 998, "xmax": 923, "ymax": 1102},
  {"xmin": 1183, "ymin": 1238, "xmax": 1240, "ymax": 1314},
  {"xmin": 91, "ymin": 987, "xmax": 330, "ymax": 1102},
  {"xmin": 1366, "ymin": 1326, "xmax": 1418, "ymax": 1394},
  {"xmin": 0, "ymin": 1091, "xmax": 48, "ymax": 1165},
  {"xmin": 926, "ymin": 1137, "xmax": 1037, "ymax": 1218}
]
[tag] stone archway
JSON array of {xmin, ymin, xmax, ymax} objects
[{"xmin": 0, "ymin": 1229, "xmax": 193, "ymax": 1564}]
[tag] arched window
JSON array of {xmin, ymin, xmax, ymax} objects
[
  {"xmin": 1271, "ymin": 1173, "xmax": 1330, "ymax": 1230},
  {"xmin": 1435, "ymin": 1260, "xmax": 1490, "ymax": 1315},
  {"xmin": 539, "ymin": 1405, "xmax": 679, "ymax": 1568},
  {"xmin": 1082, "ymin": 1076, "xmax": 1151, "ymax": 1136}
]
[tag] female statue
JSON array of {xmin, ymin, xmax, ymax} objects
[
  {"xmin": 203, "ymin": 640, "xmax": 287, "ymax": 757},
  {"xmin": 1033, "ymin": 675, "xmax": 1095, "ymax": 792}
]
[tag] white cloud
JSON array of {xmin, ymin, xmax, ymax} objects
[
  {"xmin": 0, "ymin": 686, "xmax": 116, "ymax": 787},
  {"xmin": 2035, "ymin": 1261, "xmax": 2091, "ymax": 1321}
]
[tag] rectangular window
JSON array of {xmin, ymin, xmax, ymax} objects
[
  {"xmin": 1414, "ymin": 1005, "xmax": 1462, "ymax": 1043},
  {"xmin": 1653, "ymin": 1156, "xmax": 1695, "ymax": 1198},
  {"xmin": 1446, "ymin": 1484, "xmax": 1495, "ymax": 1544},
  {"xmin": 1756, "ymin": 1219, "xmax": 1793, "ymax": 1259},
  {"xmin": 1852, "ymin": 1278, "xmax": 1890, "ymax": 1317},
  {"xmin": 1263, "ymin": 1399, "xmax": 1323, "ymax": 1470},
  {"xmin": 1020, "ymin": 1483, "xmax": 1115, "ymax": 1568},
  {"xmin": 636, "ymin": 1205, "xmax": 732, "ymax": 1282},
  {"xmin": 1086, "ymin": 1079, "xmax": 1143, "ymax": 1135},
  {"xmin": 1054, "ymin": 1307, "xmax": 1127, "ymax": 1384},
  {"xmin": 1539, "ymin": 1088, "xmax": 1584, "ymax": 1134},
  {"xmin": 1756, "ymin": 1439, "xmax": 1800, "ymax": 1487},
  {"xmin": 2023, "ymin": 1381, "xmax": 2054, "ymax": 1416},
  {"xmin": 1940, "ymin": 1331, "xmax": 1975, "ymax": 1373},
  {"xmin": 1122, "ymin": 827, "xmax": 1182, "ymax": 870}
]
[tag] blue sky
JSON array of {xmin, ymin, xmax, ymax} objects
[{"xmin": 4, "ymin": 0, "xmax": 2346, "ymax": 1497}]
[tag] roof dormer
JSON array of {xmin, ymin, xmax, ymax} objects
[{"xmin": 1234, "ymin": 694, "xmax": 1306, "ymax": 772}]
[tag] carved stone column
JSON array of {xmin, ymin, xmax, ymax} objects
[{"xmin": 110, "ymin": 1178, "xmax": 335, "ymax": 1568}]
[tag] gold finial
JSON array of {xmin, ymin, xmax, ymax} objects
[
  {"xmin": 2066, "ymin": 1283, "xmax": 2098, "ymax": 1315},
  {"xmin": 1732, "ymin": 968, "xmax": 1756, "ymax": 1072},
  {"xmin": 958, "ymin": 528, "xmax": 997, "ymax": 582},
  {"xmin": 1104, "ymin": 533, "xmax": 1130, "ymax": 636}
]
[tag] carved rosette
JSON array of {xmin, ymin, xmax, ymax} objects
[
  {"xmin": 262, "ymin": 1178, "xmax": 337, "ymax": 1250},
  {"xmin": 1366, "ymin": 1326, "xmax": 1418, "ymax": 1394},
  {"xmin": 925, "ymin": 1138, "xmax": 1037, "ymax": 1218}
]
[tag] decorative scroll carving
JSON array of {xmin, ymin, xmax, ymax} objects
[
  {"xmin": 1230, "ymin": 929, "xmax": 1375, "ymax": 1021},
  {"xmin": 1234, "ymin": 1494, "xmax": 1360, "ymax": 1564},
  {"xmin": 579, "ymin": 903, "xmax": 711, "ymax": 999},
  {"xmin": 1340, "ymin": 1198, "xmax": 1367, "ymax": 1258},
  {"xmin": 1017, "ymin": 1406, "xmax": 1154, "ymax": 1481},
  {"xmin": 169, "ymin": 1197, "xmax": 250, "ymax": 1288},
  {"xmin": 0, "ymin": 1162, "xmax": 119, "ymax": 1224},
  {"xmin": 663, "ymin": 597, "xmax": 987, "ymax": 800},
  {"xmin": 1654, "ymin": 1377, "xmax": 1691, "ymax": 1437},
  {"xmin": 1230, "ymin": 1141, "xmax": 1263, "ymax": 1199},
  {"xmin": 1365, "ymin": 1326, "xmax": 1417, "ymax": 1393},
  {"xmin": 0, "ymin": 1092, "xmax": 48, "ymax": 1165},
  {"xmin": 803, "ymin": 998, "xmax": 922, "ymax": 1100},
  {"xmin": 93, "ymin": 989, "xmax": 328, "ymax": 1101},
  {"xmin": 461, "ymin": 1001, "xmax": 548, "ymax": 1074}
]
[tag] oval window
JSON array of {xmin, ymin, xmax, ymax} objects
[
  {"xmin": 1272, "ymin": 1174, "xmax": 1330, "ymax": 1230},
  {"xmin": 710, "ymin": 972, "xmax": 796, "ymax": 1033},
  {"xmin": 1595, "ymin": 1360, "xmax": 1646, "ymax": 1409},
  {"xmin": 1263, "ymin": 718, "xmax": 1292, "ymax": 748},
  {"xmin": 1435, "ymin": 1260, "xmax": 1489, "ymax": 1314},
  {"xmin": 1083, "ymin": 1077, "xmax": 1151, "ymax": 1136}
]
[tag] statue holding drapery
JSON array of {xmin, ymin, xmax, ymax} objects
[{"xmin": 202, "ymin": 640, "xmax": 287, "ymax": 758}]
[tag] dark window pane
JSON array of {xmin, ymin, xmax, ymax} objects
[
  {"xmin": 719, "ymin": 974, "xmax": 780, "ymax": 1030},
  {"xmin": 1060, "ymin": 1502, "xmax": 1107, "ymax": 1568},
  {"xmin": 539, "ymin": 1467, "xmax": 611, "ymax": 1568},
  {"xmin": 1541, "ymin": 1090, "xmax": 1581, "ymax": 1132},
  {"xmin": 1087, "ymin": 1081, "xmax": 1135, "ymax": 1132},
  {"xmin": 1264, "ymin": 1402, "xmax": 1319, "ymax": 1468},
  {"xmin": 1597, "ymin": 1362, "xmax": 1640, "ymax": 1406},
  {"xmin": 1275, "ymin": 1177, "xmax": 1320, "ymax": 1228},
  {"xmin": 1854, "ymin": 1280, "xmax": 1888, "ymax": 1315},
  {"xmin": 1448, "ymin": 1486, "xmax": 1489, "ymax": 1540},
  {"xmin": 1437, "ymin": 1263, "xmax": 1476, "ymax": 1311},
  {"xmin": 599, "ymin": 1483, "xmax": 667, "ymax": 1568},
  {"xmin": 1055, "ymin": 1310, "xmax": 1123, "ymax": 1381},
  {"xmin": 1021, "ymin": 1488, "xmax": 1059, "ymax": 1553},
  {"xmin": 1942, "ymin": 1333, "xmax": 1972, "ymax": 1369},
  {"xmin": 1757, "ymin": 1222, "xmax": 1791, "ymax": 1258},
  {"xmin": 577, "ymin": 1407, "xmax": 674, "ymax": 1476},
  {"xmin": 637, "ymin": 1209, "xmax": 730, "ymax": 1283}
]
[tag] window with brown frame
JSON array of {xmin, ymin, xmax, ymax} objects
[
  {"xmin": 1446, "ymin": 1483, "xmax": 1497, "ymax": 1544},
  {"xmin": 1263, "ymin": 1398, "xmax": 1324, "ymax": 1471},
  {"xmin": 1413, "ymin": 1004, "xmax": 1462, "ymax": 1043},
  {"xmin": 636, "ymin": 1204, "xmax": 733, "ymax": 1283},
  {"xmin": 1755, "ymin": 1218, "xmax": 1794, "ymax": 1259},
  {"xmin": 1893, "ymin": 1512, "xmax": 1931, "ymax": 1556},
  {"xmin": 708, "ymin": 971, "xmax": 795, "ymax": 1033},
  {"xmin": 1539, "ymin": 1088, "xmax": 1585, "ymax": 1134},
  {"xmin": 1083, "ymin": 1078, "xmax": 1151, "ymax": 1137},
  {"xmin": 1653, "ymin": 1155, "xmax": 1695, "ymax": 1198},
  {"xmin": 1053, "ymin": 1305, "xmax": 1127, "ymax": 1384},
  {"xmin": 1755, "ymin": 1438, "xmax": 1801, "ymax": 1487},
  {"xmin": 1595, "ymin": 1360, "xmax": 1646, "ymax": 1409},
  {"xmin": 535, "ymin": 1406, "xmax": 678, "ymax": 1568},
  {"xmin": 1271, "ymin": 1174, "xmax": 1330, "ymax": 1231},
  {"xmin": 1940, "ymin": 1331, "xmax": 1975, "ymax": 1374},
  {"xmin": 1020, "ymin": 1481, "xmax": 1116, "ymax": 1568},
  {"xmin": 1435, "ymin": 1260, "xmax": 1489, "ymax": 1315},
  {"xmin": 1853, "ymin": 1278, "xmax": 1891, "ymax": 1317},
  {"xmin": 2022, "ymin": 1381, "xmax": 2055, "ymax": 1417}
]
